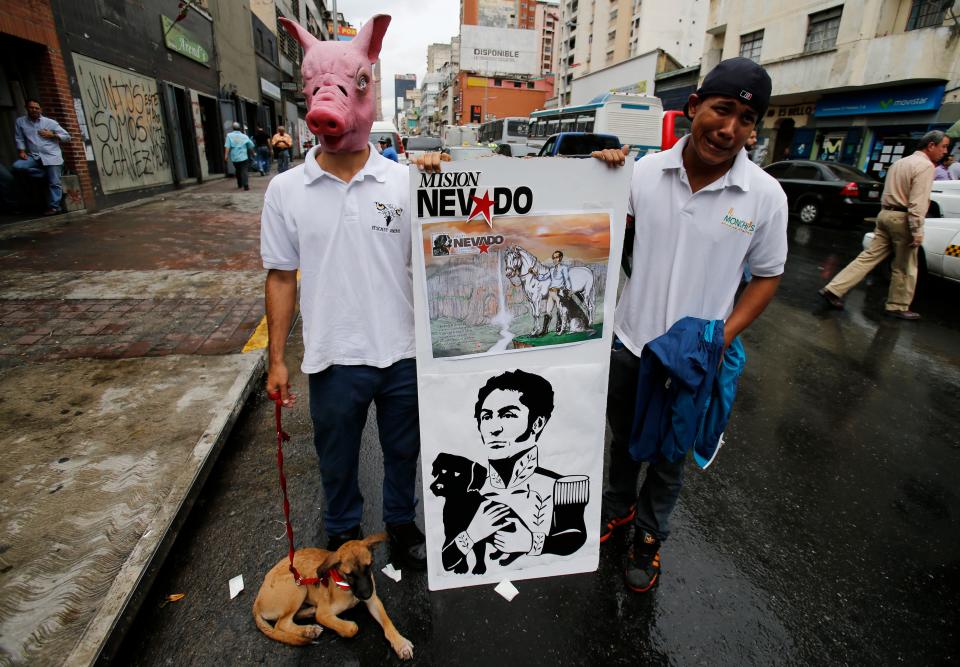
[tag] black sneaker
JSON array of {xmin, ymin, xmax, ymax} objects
[
  {"xmin": 326, "ymin": 526, "xmax": 363, "ymax": 552},
  {"xmin": 625, "ymin": 530, "xmax": 661, "ymax": 593},
  {"xmin": 600, "ymin": 503, "xmax": 636, "ymax": 543},
  {"xmin": 386, "ymin": 522, "xmax": 427, "ymax": 571}
]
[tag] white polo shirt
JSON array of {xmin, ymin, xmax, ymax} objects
[
  {"xmin": 260, "ymin": 144, "xmax": 415, "ymax": 373},
  {"xmin": 615, "ymin": 135, "xmax": 788, "ymax": 356}
]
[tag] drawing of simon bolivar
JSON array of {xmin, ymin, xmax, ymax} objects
[{"xmin": 441, "ymin": 370, "xmax": 589, "ymax": 571}]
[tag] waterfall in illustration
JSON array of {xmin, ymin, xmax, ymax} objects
[{"xmin": 489, "ymin": 251, "xmax": 515, "ymax": 352}]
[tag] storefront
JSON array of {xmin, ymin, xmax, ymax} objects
[
  {"xmin": 812, "ymin": 83, "xmax": 946, "ymax": 178},
  {"xmin": 53, "ymin": 0, "xmax": 222, "ymax": 207}
]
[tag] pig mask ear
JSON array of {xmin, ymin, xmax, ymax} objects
[
  {"xmin": 352, "ymin": 14, "xmax": 391, "ymax": 63},
  {"xmin": 278, "ymin": 17, "xmax": 320, "ymax": 53}
]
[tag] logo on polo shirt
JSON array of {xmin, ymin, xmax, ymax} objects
[
  {"xmin": 721, "ymin": 208, "xmax": 756, "ymax": 234},
  {"xmin": 373, "ymin": 202, "xmax": 403, "ymax": 234}
]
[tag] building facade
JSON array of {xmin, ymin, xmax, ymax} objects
[
  {"xmin": 395, "ymin": 73, "xmax": 417, "ymax": 129},
  {"xmin": 703, "ymin": 0, "xmax": 960, "ymax": 171},
  {"xmin": 555, "ymin": 0, "xmax": 706, "ymax": 106}
]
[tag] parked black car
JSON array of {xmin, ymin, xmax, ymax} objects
[{"xmin": 763, "ymin": 159, "xmax": 882, "ymax": 224}]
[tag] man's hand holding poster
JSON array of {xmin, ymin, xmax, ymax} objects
[{"xmin": 411, "ymin": 156, "xmax": 630, "ymax": 590}]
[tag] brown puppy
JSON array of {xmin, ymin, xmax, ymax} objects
[{"xmin": 252, "ymin": 533, "xmax": 413, "ymax": 659}]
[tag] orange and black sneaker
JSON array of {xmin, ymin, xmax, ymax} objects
[
  {"xmin": 624, "ymin": 530, "xmax": 661, "ymax": 593},
  {"xmin": 600, "ymin": 503, "xmax": 637, "ymax": 543}
]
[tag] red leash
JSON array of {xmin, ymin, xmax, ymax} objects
[{"xmin": 268, "ymin": 391, "xmax": 320, "ymax": 587}]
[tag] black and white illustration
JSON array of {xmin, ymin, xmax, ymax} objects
[{"xmin": 420, "ymin": 365, "xmax": 603, "ymax": 590}]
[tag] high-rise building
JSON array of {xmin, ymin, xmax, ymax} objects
[
  {"xmin": 395, "ymin": 74, "xmax": 417, "ymax": 129},
  {"xmin": 454, "ymin": 0, "xmax": 553, "ymax": 126},
  {"xmin": 427, "ymin": 42, "xmax": 452, "ymax": 74},
  {"xmin": 534, "ymin": 1, "xmax": 559, "ymax": 76},
  {"xmin": 555, "ymin": 0, "xmax": 706, "ymax": 106}
]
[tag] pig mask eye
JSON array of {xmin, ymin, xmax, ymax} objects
[{"xmin": 356, "ymin": 70, "xmax": 370, "ymax": 91}]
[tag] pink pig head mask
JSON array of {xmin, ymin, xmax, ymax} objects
[{"xmin": 279, "ymin": 15, "xmax": 390, "ymax": 154}]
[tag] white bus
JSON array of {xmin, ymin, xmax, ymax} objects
[
  {"xmin": 528, "ymin": 93, "xmax": 667, "ymax": 155},
  {"xmin": 477, "ymin": 117, "xmax": 529, "ymax": 145}
]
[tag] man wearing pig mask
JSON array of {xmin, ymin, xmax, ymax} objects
[{"xmin": 260, "ymin": 15, "xmax": 426, "ymax": 570}]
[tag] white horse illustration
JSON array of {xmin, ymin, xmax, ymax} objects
[{"xmin": 503, "ymin": 245, "xmax": 596, "ymax": 336}]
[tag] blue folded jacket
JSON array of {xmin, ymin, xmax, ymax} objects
[{"xmin": 627, "ymin": 317, "xmax": 745, "ymax": 467}]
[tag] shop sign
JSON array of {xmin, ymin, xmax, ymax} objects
[
  {"xmin": 766, "ymin": 104, "xmax": 815, "ymax": 119},
  {"xmin": 337, "ymin": 25, "xmax": 357, "ymax": 41},
  {"xmin": 160, "ymin": 15, "xmax": 210, "ymax": 66},
  {"xmin": 467, "ymin": 76, "xmax": 489, "ymax": 88},
  {"xmin": 815, "ymin": 84, "xmax": 945, "ymax": 117},
  {"xmin": 261, "ymin": 78, "xmax": 282, "ymax": 101}
]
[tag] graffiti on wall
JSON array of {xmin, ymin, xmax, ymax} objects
[{"xmin": 72, "ymin": 53, "xmax": 172, "ymax": 193}]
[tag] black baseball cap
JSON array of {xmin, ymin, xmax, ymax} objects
[
  {"xmin": 683, "ymin": 57, "xmax": 772, "ymax": 121},
  {"xmin": 378, "ymin": 137, "xmax": 391, "ymax": 145}
]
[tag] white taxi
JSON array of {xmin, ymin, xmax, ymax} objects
[{"xmin": 863, "ymin": 216, "xmax": 960, "ymax": 283}]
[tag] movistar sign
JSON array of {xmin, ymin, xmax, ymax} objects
[{"xmin": 815, "ymin": 84, "xmax": 944, "ymax": 117}]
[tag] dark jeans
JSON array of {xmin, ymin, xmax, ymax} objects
[
  {"xmin": 308, "ymin": 359, "xmax": 420, "ymax": 535},
  {"xmin": 276, "ymin": 148, "xmax": 290, "ymax": 173},
  {"xmin": 12, "ymin": 156, "xmax": 62, "ymax": 209},
  {"xmin": 232, "ymin": 159, "xmax": 249, "ymax": 189},
  {"xmin": 257, "ymin": 145, "xmax": 271, "ymax": 174},
  {"xmin": 604, "ymin": 340, "xmax": 686, "ymax": 542}
]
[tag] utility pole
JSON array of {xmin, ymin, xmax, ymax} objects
[{"xmin": 331, "ymin": 0, "xmax": 339, "ymax": 41}]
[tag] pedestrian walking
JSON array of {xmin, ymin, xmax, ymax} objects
[
  {"xmin": 253, "ymin": 125, "xmax": 271, "ymax": 175},
  {"xmin": 934, "ymin": 154, "xmax": 955, "ymax": 180},
  {"xmin": 12, "ymin": 98, "xmax": 71, "ymax": 215},
  {"xmin": 262, "ymin": 14, "xmax": 427, "ymax": 570},
  {"xmin": 591, "ymin": 57, "xmax": 788, "ymax": 593},
  {"xmin": 378, "ymin": 137, "xmax": 399, "ymax": 162},
  {"xmin": 224, "ymin": 122, "xmax": 254, "ymax": 191},
  {"xmin": 271, "ymin": 126, "xmax": 293, "ymax": 173},
  {"xmin": 818, "ymin": 130, "xmax": 949, "ymax": 320}
]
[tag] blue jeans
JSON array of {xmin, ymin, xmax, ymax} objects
[
  {"xmin": 604, "ymin": 340, "xmax": 686, "ymax": 541},
  {"xmin": 13, "ymin": 156, "xmax": 62, "ymax": 210},
  {"xmin": 276, "ymin": 149, "xmax": 290, "ymax": 173},
  {"xmin": 256, "ymin": 146, "xmax": 271, "ymax": 174},
  {"xmin": 309, "ymin": 359, "xmax": 420, "ymax": 534}
]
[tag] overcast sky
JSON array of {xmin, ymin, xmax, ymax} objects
[{"xmin": 337, "ymin": 0, "xmax": 461, "ymax": 122}]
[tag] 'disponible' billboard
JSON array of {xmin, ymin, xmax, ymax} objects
[{"xmin": 460, "ymin": 25, "xmax": 539, "ymax": 77}]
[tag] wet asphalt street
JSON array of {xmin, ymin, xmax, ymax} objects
[{"xmin": 115, "ymin": 219, "xmax": 959, "ymax": 666}]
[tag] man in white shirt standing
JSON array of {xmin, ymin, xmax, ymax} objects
[
  {"xmin": 13, "ymin": 98, "xmax": 71, "ymax": 215},
  {"xmin": 261, "ymin": 14, "xmax": 426, "ymax": 569},
  {"xmin": 593, "ymin": 58, "xmax": 788, "ymax": 593}
]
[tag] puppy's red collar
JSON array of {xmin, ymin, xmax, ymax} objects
[{"xmin": 320, "ymin": 568, "xmax": 351, "ymax": 591}]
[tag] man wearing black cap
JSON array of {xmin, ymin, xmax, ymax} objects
[
  {"xmin": 593, "ymin": 57, "xmax": 788, "ymax": 592},
  {"xmin": 378, "ymin": 137, "xmax": 399, "ymax": 163}
]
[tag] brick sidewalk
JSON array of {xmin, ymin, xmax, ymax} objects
[{"xmin": 1, "ymin": 296, "xmax": 262, "ymax": 366}]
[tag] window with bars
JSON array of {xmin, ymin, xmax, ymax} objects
[
  {"xmin": 739, "ymin": 30, "xmax": 763, "ymax": 62},
  {"xmin": 804, "ymin": 6, "xmax": 842, "ymax": 53},
  {"xmin": 906, "ymin": 0, "xmax": 949, "ymax": 29},
  {"xmin": 276, "ymin": 8, "xmax": 302, "ymax": 64}
]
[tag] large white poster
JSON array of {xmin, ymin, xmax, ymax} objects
[
  {"xmin": 459, "ymin": 25, "xmax": 539, "ymax": 77},
  {"xmin": 411, "ymin": 157, "xmax": 631, "ymax": 590}
]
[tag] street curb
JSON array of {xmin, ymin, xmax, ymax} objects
[{"xmin": 64, "ymin": 350, "xmax": 266, "ymax": 667}]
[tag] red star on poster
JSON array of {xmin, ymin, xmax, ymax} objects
[
  {"xmin": 467, "ymin": 190, "xmax": 494, "ymax": 227},
  {"xmin": 478, "ymin": 243, "xmax": 490, "ymax": 253}
]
